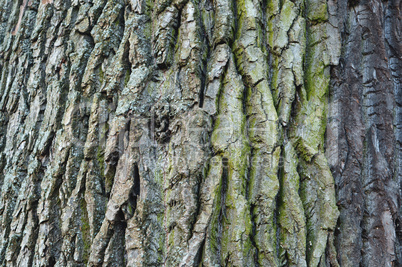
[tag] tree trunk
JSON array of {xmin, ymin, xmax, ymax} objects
[{"xmin": 0, "ymin": 0, "xmax": 400, "ymax": 266}]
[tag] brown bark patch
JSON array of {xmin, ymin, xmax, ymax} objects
[{"xmin": 11, "ymin": 0, "xmax": 28, "ymax": 36}]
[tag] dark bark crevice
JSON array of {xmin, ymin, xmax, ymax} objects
[{"xmin": 0, "ymin": 0, "xmax": 401, "ymax": 266}]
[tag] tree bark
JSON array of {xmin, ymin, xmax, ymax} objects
[{"xmin": 0, "ymin": 0, "xmax": 400, "ymax": 266}]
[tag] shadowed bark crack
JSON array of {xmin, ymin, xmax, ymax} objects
[{"xmin": 0, "ymin": 0, "xmax": 400, "ymax": 266}]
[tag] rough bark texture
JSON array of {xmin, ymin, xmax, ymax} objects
[{"xmin": 0, "ymin": 0, "xmax": 400, "ymax": 266}]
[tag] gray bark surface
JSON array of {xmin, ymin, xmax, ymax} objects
[{"xmin": 0, "ymin": 0, "xmax": 400, "ymax": 266}]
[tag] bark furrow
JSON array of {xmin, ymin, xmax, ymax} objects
[{"xmin": 0, "ymin": 0, "xmax": 400, "ymax": 266}]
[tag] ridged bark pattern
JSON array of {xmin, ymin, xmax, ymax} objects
[{"xmin": 0, "ymin": 0, "xmax": 400, "ymax": 266}]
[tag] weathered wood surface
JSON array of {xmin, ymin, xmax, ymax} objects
[{"xmin": 0, "ymin": 0, "xmax": 400, "ymax": 266}]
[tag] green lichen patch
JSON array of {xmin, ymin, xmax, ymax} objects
[{"xmin": 80, "ymin": 197, "xmax": 91, "ymax": 265}]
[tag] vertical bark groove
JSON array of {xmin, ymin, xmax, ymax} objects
[{"xmin": 0, "ymin": 0, "xmax": 400, "ymax": 266}]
